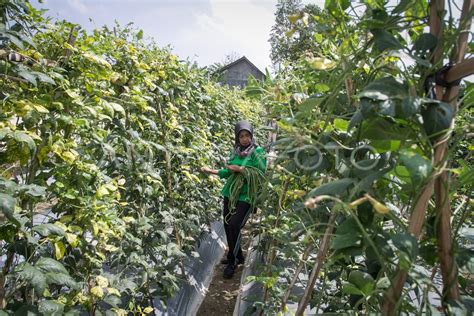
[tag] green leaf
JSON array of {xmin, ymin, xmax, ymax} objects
[
  {"xmin": 36, "ymin": 257, "xmax": 68, "ymax": 274},
  {"xmin": 6, "ymin": 33, "xmax": 24, "ymax": 49},
  {"xmin": 362, "ymin": 77, "xmax": 408, "ymax": 99},
  {"xmin": 103, "ymin": 294, "xmax": 122, "ymax": 307},
  {"xmin": 109, "ymin": 102, "xmax": 125, "ymax": 116},
  {"xmin": 12, "ymin": 131, "xmax": 36, "ymax": 152},
  {"xmin": 33, "ymin": 224, "xmax": 65, "ymax": 237},
  {"xmin": 371, "ymin": 29, "xmax": 403, "ymax": 51},
  {"xmin": 0, "ymin": 224, "xmax": 18, "ymax": 242},
  {"xmin": 0, "ymin": 128, "xmax": 9, "ymax": 140},
  {"xmin": 399, "ymin": 97, "xmax": 421, "ymax": 118},
  {"xmin": 0, "ymin": 193, "xmax": 20, "ymax": 227},
  {"xmin": 336, "ymin": 218, "xmax": 360, "ymax": 235},
  {"xmin": 17, "ymin": 69, "xmax": 37, "ymax": 85},
  {"xmin": 361, "ymin": 117, "xmax": 413, "ymax": 141},
  {"xmin": 38, "ymin": 300, "xmax": 65, "ymax": 315},
  {"xmin": 371, "ymin": 140, "xmax": 401, "ymax": 153},
  {"xmin": 325, "ymin": 0, "xmax": 350, "ymax": 15},
  {"xmin": 359, "ymin": 77, "xmax": 409, "ymax": 118},
  {"xmin": 333, "ymin": 118, "xmax": 349, "ymax": 131},
  {"xmin": 392, "ymin": 233, "xmax": 418, "ymax": 261},
  {"xmin": 421, "ymin": 101, "xmax": 453, "ymax": 138},
  {"xmin": 331, "ymin": 233, "xmax": 362, "ymax": 250},
  {"xmin": 348, "ymin": 270, "xmax": 375, "ymax": 295},
  {"xmin": 46, "ymin": 272, "xmax": 78, "ymax": 289},
  {"xmin": 32, "ymin": 72, "xmax": 56, "ymax": 85},
  {"xmin": 348, "ymin": 110, "xmax": 363, "ymax": 131},
  {"xmin": 21, "ymin": 184, "xmax": 47, "ymax": 197},
  {"xmin": 16, "ymin": 263, "xmax": 47, "ymax": 295},
  {"xmin": 342, "ymin": 282, "xmax": 364, "ymax": 295},
  {"xmin": 299, "ymin": 96, "xmax": 321, "ymax": 113},
  {"xmin": 399, "ymin": 150, "xmax": 432, "ymax": 187},
  {"xmin": 136, "ymin": 29, "xmax": 144, "ymax": 40},
  {"xmin": 376, "ymin": 276, "xmax": 390, "ymax": 289},
  {"xmin": 413, "ymin": 33, "xmax": 437, "ymax": 52},
  {"xmin": 315, "ymin": 83, "xmax": 330, "ymax": 93},
  {"xmin": 308, "ymin": 178, "xmax": 355, "ymax": 197}
]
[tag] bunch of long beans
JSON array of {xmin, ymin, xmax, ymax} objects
[{"xmin": 225, "ymin": 166, "xmax": 266, "ymax": 224}]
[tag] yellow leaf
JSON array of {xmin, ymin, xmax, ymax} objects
[
  {"xmin": 143, "ymin": 307, "xmax": 154, "ymax": 314},
  {"xmin": 96, "ymin": 276, "xmax": 109, "ymax": 288},
  {"xmin": 96, "ymin": 251, "xmax": 106, "ymax": 260},
  {"xmin": 54, "ymin": 241, "xmax": 66, "ymax": 260},
  {"xmin": 96, "ymin": 185, "xmax": 109, "ymax": 198},
  {"xmin": 54, "ymin": 221, "xmax": 68, "ymax": 231},
  {"xmin": 122, "ymin": 216, "xmax": 135, "ymax": 224},
  {"xmin": 31, "ymin": 103, "xmax": 49, "ymax": 114},
  {"xmin": 69, "ymin": 225, "xmax": 83, "ymax": 234},
  {"xmin": 112, "ymin": 308, "xmax": 128, "ymax": 316},
  {"xmin": 90, "ymin": 286, "xmax": 104, "ymax": 298},
  {"xmin": 63, "ymin": 42, "xmax": 77, "ymax": 52},
  {"xmin": 107, "ymin": 287, "xmax": 121, "ymax": 297},
  {"xmin": 182, "ymin": 170, "xmax": 201, "ymax": 183},
  {"xmin": 307, "ymin": 57, "xmax": 337, "ymax": 70},
  {"xmin": 92, "ymin": 222, "xmax": 99, "ymax": 236},
  {"xmin": 82, "ymin": 52, "xmax": 112, "ymax": 69},
  {"xmin": 113, "ymin": 309, "xmax": 128, "ymax": 316},
  {"xmin": 61, "ymin": 151, "xmax": 77, "ymax": 164},
  {"xmin": 302, "ymin": 13, "xmax": 309, "ymax": 26},
  {"xmin": 103, "ymin": 244, "xmax": 119, "ymax": 252},
  {"xmin": 285, "ymin": 28, "xmax": 296, "ymax": 38},
  {"xmin": 104, "ymin": 183, "xmax": 117, "ymax": 192},
  {"xmin": 65, "ymin": 233, "xmax": 78, "ymax": 247},
  {"xmin": 59, "ymin": 215, "xmax": 74, "ymax": 223},
  {"xmin": 288, "ymin": 12, "xmax": 302, "ymax": 24}
]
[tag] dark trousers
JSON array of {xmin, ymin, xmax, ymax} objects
[{"xmin": 223, "ymin": 197, "xmax": 252, "ymax": 265}]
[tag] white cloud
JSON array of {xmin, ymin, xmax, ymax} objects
[
  {"xmin": 37, "ymin": 0, "xmax": 278, "ymax": 70},
  {"xmin": 177, "ymin": 0, "xmax": 275, "ymax": 71}
]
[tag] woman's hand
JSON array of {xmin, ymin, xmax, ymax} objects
[
  {"xmin": 200, "ymin": 166, "xmax": 213, "ymax": 174},
  {"xmin": 227, "ymin": 165, "xmax": 245, "ymax": 173}
]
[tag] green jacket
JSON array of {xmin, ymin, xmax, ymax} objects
[{"xmin": 218, "ymin": 146, "xmax": 267, "ymax": 204}]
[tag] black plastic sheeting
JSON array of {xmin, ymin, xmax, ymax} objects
[
  {"xmin": 154, "ymin": 221, "xmax": 227, "ymax": 316},
  {"xmin": 233, "ymin": 234, "xmax": 263, "ymax": 316}
]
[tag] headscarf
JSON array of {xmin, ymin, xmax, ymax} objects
[{"xmin": 232, "ymin": 120, "xmax": 256, "ymax": 158}]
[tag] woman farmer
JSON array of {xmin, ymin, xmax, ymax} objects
[{"xmin": 201, "ymin": 120, "xmax": 267, "ymax": 279}]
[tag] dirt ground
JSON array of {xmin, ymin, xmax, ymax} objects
[
  {"xmin": 195, "ymin": 258, "xmax": 244, "ymax": 316},
  {"xmin": 196, "ymin": 229, "xmax": 250, "ymax": 316}
]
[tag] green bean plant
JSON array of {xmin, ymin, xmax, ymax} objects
[
  {"xmin": 0, "ymin": 1, "xmax": 265, "ymax": 314},
  {"xmin": 245, "ymin": 0, "xmax": 473, "ymax": 314}
]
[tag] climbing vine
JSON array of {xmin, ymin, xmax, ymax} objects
[
  {"xmin": 0, "ymin": 1, "xmax": 265, "ymax": 314},
  {"xmin": 245, "ymin": 0, "xmax": 473, "ymax": 315}
]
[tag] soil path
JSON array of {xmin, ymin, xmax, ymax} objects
[{"xmin": 196, "ymin": 229, "xmax": 250, "ymax": 316}]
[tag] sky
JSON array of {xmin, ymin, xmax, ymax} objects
[{"xmin": 34, "ymin": 0, "xmax": 324, "ymax": 72}]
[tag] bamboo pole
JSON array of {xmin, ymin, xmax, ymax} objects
[
  {"xmin": 296, "ymin": 213, "xmax": 336, "ymax": 316},
  {"xmin": 434, "ymin": 0, "xmax": 472, "ymax": 303}
]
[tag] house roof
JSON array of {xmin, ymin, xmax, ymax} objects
[{"xmin": 217, "ymin": 56, "xmax": 265, "ymax": 78}]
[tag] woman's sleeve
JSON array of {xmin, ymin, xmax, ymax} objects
[
  {"xmin": 218, "ymin": 168, "xmax": 231, "ymax": 179},
  {"xmin": 218, "ymin": 150, "xmax": 233, "ymax": 178},
  {"xmin": 254, "ymin": 147, "xmax": 267, "ymax": 173}
]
